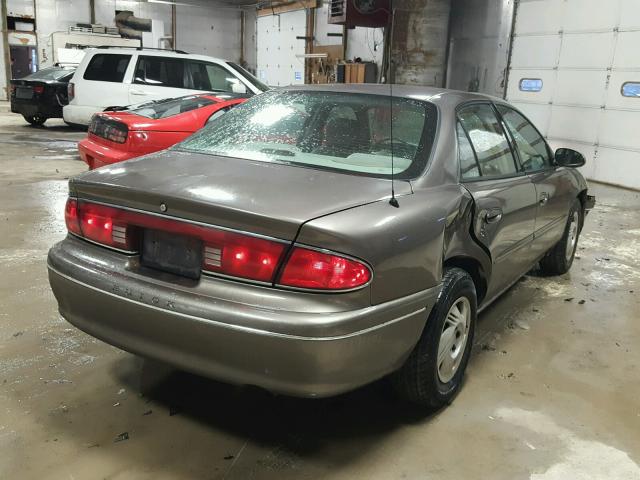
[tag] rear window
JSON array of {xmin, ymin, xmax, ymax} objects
[
  {"xmin": 84, "ymin": 54, "xmax": 131, "ymax": 82},
  {"xmin": 178, "ymin": 90, "xmax": 437, "ymax": 179},
  {"xmin": 23, "ymin": 66, "xmax": 75, "ymax": 81},
  {"xmin": 129, "ymin": 95, "xmax": 215, "ymax": 119},
  {"xmin": 134, "ymin": 56, "xmax": 186, "ymax": 88}
]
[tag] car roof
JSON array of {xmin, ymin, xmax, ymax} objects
[
  {"xmin": 280, "ymin": 83, "xmax": 506, "ymax": 106},
  {"xmin": 83, "ymin": 47, "xmax": 228, "ymax": 64}
]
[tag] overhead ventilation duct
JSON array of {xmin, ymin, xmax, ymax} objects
[{"xmin": 115, "ymin": 11, "xmax": 152, "ymax": 40}]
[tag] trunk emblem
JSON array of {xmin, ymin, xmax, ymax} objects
[{"xmin": 159, "ymin": 203, "xmax": 167, "ymax": 212}]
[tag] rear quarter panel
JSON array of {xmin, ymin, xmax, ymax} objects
[{"xmin": 295, "ymin": 184, "xmax": 466, "ymax": 305}]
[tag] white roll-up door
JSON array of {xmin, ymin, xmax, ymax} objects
[
  {"xmin": 256, "ymin": 10, "xmax": 307, "ymax": 87},
  {"xmin": 506, "ymin": 0, "xmax": 640, "ymax": 190}
]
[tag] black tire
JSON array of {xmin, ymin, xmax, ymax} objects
[
  {"xmin": 391, "ymin": 267, "xmax": 477, "ymax": 408},
  {"xmin": 23, "ymin": 114, "xmax": 47, "ymax": 126},
  {"xmin": 539, "ymin": 198, "xmax": 583, "ymax": 276}
]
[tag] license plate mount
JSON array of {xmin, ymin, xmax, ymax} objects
[
  {"xmin": 141, "ymin": 229, "xmax": 203, "ymax": 280},
  {"xmin": 16, "ymin": 87, "xmax": 33, "ymax": 99}
]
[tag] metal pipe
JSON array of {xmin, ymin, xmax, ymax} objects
[
  {"xmin": 240, "ymin": 10, "xmax": 245, "ymax": 65},
  {"xmin": 1, "ymin": 0, "xmax": 10, "ymax": 100},
  {"xmin": 171, "ymin": 4, "xmax": 177, "ymax": 50}
]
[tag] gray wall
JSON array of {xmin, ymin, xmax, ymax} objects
[
  {"xmin": 391, "ymin": 0, "xmax": 452, "ymax": 86},
  {"xmin": 446, "ymin": 0, "xmax": 515, "ymax": 97}
]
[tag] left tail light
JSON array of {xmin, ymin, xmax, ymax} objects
[
  {"xmin": 65, "ymin": 198, "xmax": 135, "ymax": 251},
  {"xmin": 67, "ymin": 82, "xmax": 75, "ymax": 102},
  {"xmin": 33, "ymin": 85, "xmax": 45, "ymax": 94}
]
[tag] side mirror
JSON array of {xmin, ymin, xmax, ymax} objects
[{"xmin": 555, "ymin": 148, "xmax": 585, "ymax": 168}]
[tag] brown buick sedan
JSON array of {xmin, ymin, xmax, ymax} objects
[{"xmin": 48, "ymin": 85, "xmax": 595, "ymax": 407}]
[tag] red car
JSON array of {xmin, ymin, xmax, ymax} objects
[{"xmin": 79, "ymin": 93, "xmax": 246, "ymax": 169}]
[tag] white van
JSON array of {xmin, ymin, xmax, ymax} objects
[{"xmin": 63, "ymin": 47, "xmax": 268, "ymax": 126}]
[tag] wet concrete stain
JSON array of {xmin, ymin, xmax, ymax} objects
[{"xmin": 0, "ymin": 115, "xmax": 639, "ymax": 479}]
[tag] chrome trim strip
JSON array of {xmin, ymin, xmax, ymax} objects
[
  {"xmin": 533, "ymin": 215, "xmax": 565, "ymax": 239},
  {"xmin": 48, "ymin": 264, "xmax": 428, "ymax": 341}
]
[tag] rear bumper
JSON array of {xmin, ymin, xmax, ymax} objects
[
  {"xmin": 48, "ymin": 236, "xmax": 440, "ymax": 397},
  {"xmin": 79, "ymin": 137, "xmax": 138, "ymax": 169},
  {"xmin": 11, "ymin": 99, "xmax": 63, "ymax": 118},
  {"xmin": 63, "ymin": 104, "xmax": 100, "ymax": 126}
]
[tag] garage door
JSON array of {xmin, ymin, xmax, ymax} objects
[
  {"xmin": 256, "ymin": 10, "xmax": 307, "ymax": 87},
  {"xmin": 506, "ymin": 0, "xmax": 640, "ymax": 190}
]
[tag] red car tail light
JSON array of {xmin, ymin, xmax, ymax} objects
[
  {"xmin": 68, "ymin": 82, "xmax": 75, "ymax": 102},
  {"xmin": 33, "ymin": 85, "xmax": 45, "ymax": 94},
  {"xmin": 89, "ymin": 117, "xmax": 129, "ymax": 144},
  {"xmin": 278, "ymin": 247, "xmax": 372, "ymax": 290}
]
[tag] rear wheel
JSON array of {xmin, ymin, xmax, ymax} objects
[
  {"xmin": 539, "ymin": 198, "xmax": 583, "ymax": 275},
  {"xmin": 23, "ymin": 114, "xmax": 47, "ymax": 126},
  {"xmin": 391, "ymin": 267, "xmax": 477, "ymax": 408}
]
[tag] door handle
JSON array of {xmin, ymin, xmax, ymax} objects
[
  {"xmin": 539, "ymin": 192, "xmax": 549, "ymax": 205},
  {"xmin": 130, "ymin": 89, "xmax": 149, "ymax": 95},
  {"xmin": 484, "ymin": 208, "xmax": 503, "ymax": 224}
]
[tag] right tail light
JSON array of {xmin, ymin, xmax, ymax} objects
[{"xmin": 278, "ymin": 247, "xmax": 371, "ymax": 290}]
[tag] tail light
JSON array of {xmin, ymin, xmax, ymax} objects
[
  {"xmin": 64, "ymin": 198, "xmax": 81, "ymax": 235},
  {"xmin": 89, "ymin": 117, "xmax": 128, "ymax": 144},
  {"xmin": 278, "ymin": 247, "xmax": 371, "ymax": 290},
  {"xmin": 65, "ymin": 198, "xmax": 135, "ymax": 250},
  {"xmin": 33, "ymin": 85, "xmax": 45, "ymax": 94},
  {"xmin": 10, "ymin": 85, "xmax": 16, "ymax": 96},
  {"xmin": 68, "ymin": 82, "xmax": 75, "ymax": 102},
  {"xmin": 202, "ymin": 235, "xmax": 285, "ymax": 283},
  {"xmin": 63, "ymin": 199, "xmax": 372, "ymax": 290}
]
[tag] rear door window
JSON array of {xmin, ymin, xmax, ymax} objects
[
  {"xmin": 134, "ymin": 56, "xmax": 186, "ymax": 88},
  {"xmin": 457, "ymin": 104, "xmax": 519, "ymax": 178},
  {"xmin": 83, "ymin": 54, "xmax": 131, "ymax": 83},
  {"xmin": 186, "ymin": 61, "xmax": 244, "ymax": 92},
  {"xmin": 497, "ymin": 105, "xmax": 551, "ymax": 172}
]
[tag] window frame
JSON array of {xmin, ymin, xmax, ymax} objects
[
  {"xmin": 455, "ymin": 100, "xmax": 524, "ymax": 183},
  {"xmin": 493, "ymin": 103, "xmax": 555, "ymax": 174}
]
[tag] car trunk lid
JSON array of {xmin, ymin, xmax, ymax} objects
[{"xmin": 70, "ymin": 149, "xmax": 412, "ymax": 240}]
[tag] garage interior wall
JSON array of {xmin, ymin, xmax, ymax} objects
[
  {"xmin": 0, "ymin": 0, "xmax": 247, "ymax": 99},
  {"xmin": 506, "ymin": 0, "xmax": 640, "ymax": 190},
  {"xmin": 446, "ymin": 0, "xmax": 514, "ymax": 97}
]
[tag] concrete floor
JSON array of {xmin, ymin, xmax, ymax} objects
[{"xmin": 1, "ymin": 113, "xmax": 639, "ymax": 480}]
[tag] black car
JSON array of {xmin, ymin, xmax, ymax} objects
[{"xmin": 10, "ymin": 65, "xmax": 76, "ymax": 126}]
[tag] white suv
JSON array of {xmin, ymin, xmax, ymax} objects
[{"xmin": 63, "ymin": 47, "xmax": 268, "ymax": 126}]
